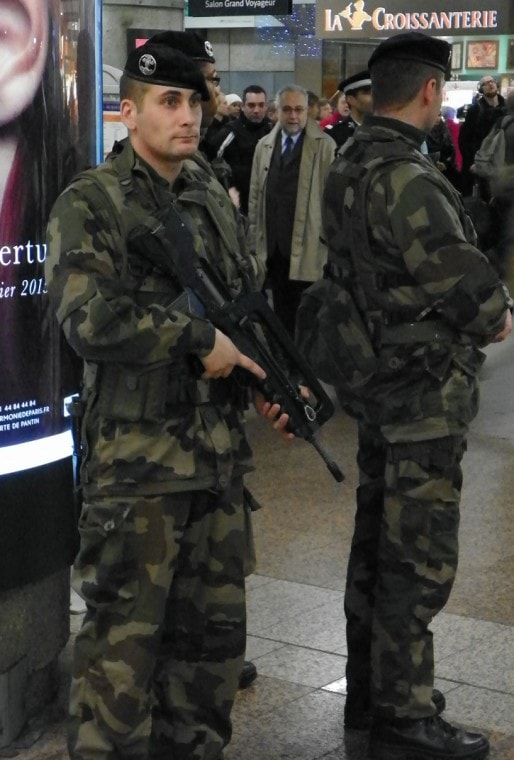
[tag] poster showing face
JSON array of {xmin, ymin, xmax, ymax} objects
[{"xmin": 0, "ymin": 0, "xmax": 98, "ymax": 474}]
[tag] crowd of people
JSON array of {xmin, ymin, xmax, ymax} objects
[{"xmin": 45, "ymin": 26, "xmax": 513, "ymax": 760}]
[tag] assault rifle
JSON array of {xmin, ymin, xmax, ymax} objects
[{"xmin": 130, "ymin": 208, "xmax": 344, "ymax": 483}]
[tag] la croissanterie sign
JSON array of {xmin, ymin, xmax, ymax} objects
[
  {"xmin": 188, "ymin": 0, "xmax": 292, "ymax": 16},
  {"xmin": 315, "ymin": 0, "xmax": 512, "ymax": 38}
]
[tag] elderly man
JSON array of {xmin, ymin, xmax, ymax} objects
[{"xmin": 248, "ymin": 84, "xmax": 336, "ymax": 335}]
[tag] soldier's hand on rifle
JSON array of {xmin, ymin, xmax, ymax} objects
[
  {"xmin": 492, "ymin": 308, "xmax": 512, "ymax": 343},
  {"xmin": 253, "ymin": 391, "xmax": 295, "ymax": 441},
  {"xmin": 201, "ymin": 328, "xmax": 266, "ymax": 380}
]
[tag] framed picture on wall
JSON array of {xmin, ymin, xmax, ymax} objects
[
  {"xmin": 508, "ymin": 39, "xmax": 514, "ymax": 70},
  {"xmin": 126, "ymin": 28, "xmax": 163, "ymax": 52},
  {"xmin": 466, "ymin": 40, "xmax": 498, "ymax": 69},
  {"xmin": 451, "ymin": 42, "xmax": 462, "ymax": 71}
]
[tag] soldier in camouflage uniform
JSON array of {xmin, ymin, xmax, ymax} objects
[
  {"xmin": 45, "ymin": 42, "xmax": 290, "ymax": 760},
  {"xmin": 322, "ymin": 33, "xmax": 511, "ymax": 760}
]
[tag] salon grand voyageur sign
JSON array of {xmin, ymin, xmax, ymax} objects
[
  {"xmin": 188, "ymin": 0, "xmax": 292, "ymax": 16},
  {"xmin": 315, "ymin": 0, "xmax": 513, "ymax": 39}
]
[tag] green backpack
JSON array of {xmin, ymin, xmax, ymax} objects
[
  {"xmin": 295, "ymin": 265, "xmax": 378, "ymax": 390},
  {"xmin": 296, "ymin": 147, "xmax": 428, "ymax": 394}
]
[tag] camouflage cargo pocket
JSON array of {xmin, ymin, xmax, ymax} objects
[
  {"xmin": 98, "ymin": 363, "xmax": 169, "ymax": 422},
  {"xmin": 75, "ymin": 500, "xmax": 139, "ymax": 610},
  {"xmin": 296, "ymin": 278, "xmax": 378, "ymax": 389}
]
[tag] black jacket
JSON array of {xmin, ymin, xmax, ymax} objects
[
  {"xmin": 214, "ymin": 112, "xmax": 273, "ymax": 214},
  {"xmin": 324, "ymin": 115, "xmax": 359, "ymax": 150},
  {"xmin": 459, "ymin": 95, "xmax": 506, "ymax": 173}
]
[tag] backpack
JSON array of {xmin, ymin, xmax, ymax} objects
[
  {"xmin": 295, "ymin": 268, "xmax": 378, "ymax": 390},
  {"xmin": 295, "ymin": 146, "xmax": 388, "ymax": 392},
  {"xmin": 295, "ymin": 141, "xmax": 448, "ymax": 397},
  {"xmin": 474, "ymin": 114, "xmax": 514, "ymax": 179}
]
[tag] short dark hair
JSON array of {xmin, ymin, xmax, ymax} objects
[
  {"xmin": 371, "ymin": 59, "xmax": 444, "ymax": 111},
  {"xmin": 243, "ymin": 84, "xmax": 267, "ymax": 102},
  {"xmin": 307, "ymin": 90, "xmax": 319, "ymax": 107},
  {"xmin": 120, "ymin": 74, "xmax": 149, "ymax": 109}
]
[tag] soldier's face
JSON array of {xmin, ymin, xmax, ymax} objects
[
  {"xmin": 426, "ymin": 78, "xmax": 444, "ymax": 130},
  {"xmin": 353, "ymin": 88, "xmax": 373, "ymax": 116},
  {"xmin": 200, "ymin": 61, "xmax": 220, "ymax": 127},
  {"xmin": 279, "ymin": 92, "xmax": 308, "ymax": 135},
  {"xmin": 123, "ymin": 84, "xmax": 202, "ymax": 172}
]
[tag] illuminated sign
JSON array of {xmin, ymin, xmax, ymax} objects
[
  {"xmin": 315, "ymin": 0, "xmax": 512, "ymax": 38},
  {"xmin": 0, "ymin": 0, "xmax": 100, "ymax": 592},
  {"xmin": 188, "ymin": 0, "xmax": 292, "ymax": 16}
]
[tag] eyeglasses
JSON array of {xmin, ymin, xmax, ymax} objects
[
  {"xmin": 281, "ymin": 106, "xmax": 306, "ymax": 115},
  {"xmin": 205, "ymin": 76, "xmax": 221, "ymax": 87}
]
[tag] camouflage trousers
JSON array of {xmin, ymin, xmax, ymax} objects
[
  {"xmin": 344, "ymin": 422, "xmax": 467, "ymax": 721},
  {"xmin": 69, "ymin": 481, "xmax": 246, "ymax": 759}
]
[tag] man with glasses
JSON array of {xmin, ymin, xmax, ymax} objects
[
  {"xmin": 248, "ymin": 84, "xmax": 336, "ymax": 335},
  {"xmin": 215, "ymin": 85, "xmax": 273, "ymax": 215},
  {"xmin": 459, "ymin": 74, "xmax": 506, "ymax": 196}
]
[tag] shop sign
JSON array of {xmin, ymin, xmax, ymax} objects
[
  {"xmin": 188, "ymin": 0, "xmax": 292, "ymax": 16},
  {"xmin": 315, "ymin": 0, "xmax": 512, "ymax": 39}
]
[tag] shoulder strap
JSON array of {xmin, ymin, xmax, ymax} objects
[
  {"xmin": 501, "ymin": 113, "xmax": 514, "ymax": 130},
  {"xmin": 217, "ymin": 130, "xmax": 235, "ymax": 159},
  {"xmin": 327, "ymin": 140, "xmax": 425, "ymax": 313}
]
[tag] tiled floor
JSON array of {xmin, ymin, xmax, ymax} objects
[{"xmin": 4, "ymin": 339, "xmax": 514, "ymax": 759}]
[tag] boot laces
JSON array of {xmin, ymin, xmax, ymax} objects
[{"xmin": 426, "ymin": 715, "xmax": 460, "ymax": 745}]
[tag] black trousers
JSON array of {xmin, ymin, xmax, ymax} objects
[{"xmin": 266, "ymin": 253, "xmax": 310, "ymax": 338}]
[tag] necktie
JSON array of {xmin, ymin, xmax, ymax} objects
[{"xmin": 282, "ymin": 135, "xmax": 293, "ymax": 161}]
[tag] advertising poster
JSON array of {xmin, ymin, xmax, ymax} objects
[{"xmin": 0, "ymin": 0, "xmax": 99, "ymax": 590}]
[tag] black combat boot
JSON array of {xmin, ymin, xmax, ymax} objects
[
  {"xmin": 369, "ymin": 714, "xmax": 489, "ymax": 760},
  {"xmin": 238, "ymin": 660, "xmax": 257, "ymax": 689},
  {"xmin": 344, "ymin": 688, "xmax": 446, "ymax": 731}
]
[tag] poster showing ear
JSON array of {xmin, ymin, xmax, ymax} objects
[
  {"xmin": 0, "ymin": 0, "xmax": 101, "ymax": 591},
  {"xmin": 0, "ymin": 0, "xmax": 98, "ymax": 458}
]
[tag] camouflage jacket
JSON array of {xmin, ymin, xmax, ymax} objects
[
  {"xmin": 323, "ymin": 116, "xmax": 511, "ymax": 438},
  {"xmin": 46, "ymin": 141, "xmax": 258, "ymax": 497}
]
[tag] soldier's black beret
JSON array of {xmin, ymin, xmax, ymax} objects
[
  {"xmin": 148, "ymin": 31, "xmax": 215, "ymax": 63},
  {"xmin": 338, "ymin": 70, "xmax": 371, "ymax": 95},
  {"xmin": 123, "ymin": 43, "xmax": 210, "ymax": 101},
  {"xmin": 368, "ymin": 33, "xmax": 451, "ymax": 78}
]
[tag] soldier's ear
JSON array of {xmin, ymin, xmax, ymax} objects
[
  {"xmin": 0, "ymin": 0, "xmax": 49, "ymax": 127},
  {"xmin": 120, "ymin": 99, "xmax": 138, "ymax": 130}
]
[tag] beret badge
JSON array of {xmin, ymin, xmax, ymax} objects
[{"xmin": 138, "ymin": 54, "xmax": 157, "ymax": 77}]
